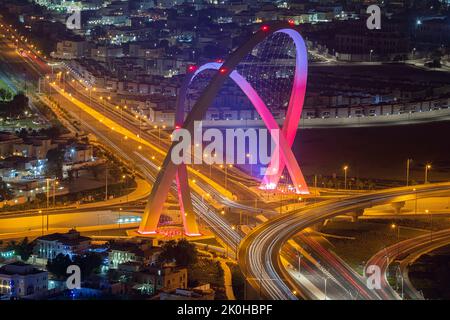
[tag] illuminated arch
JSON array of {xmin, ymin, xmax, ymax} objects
[{"xmin": 139, "ymin": 22, "xmax": 309, "ymax": 236}]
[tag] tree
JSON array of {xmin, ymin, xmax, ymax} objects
[
  {"xmin": 0, "ymin": 180, "xmax": 14, "ymax": 201},
  {"xmin": 8, "ymin": 237, "xmax": 35, "ymax": 261},
  {"xmin": 175, "ymin": 239, "xmax": 198, "ymax": 266},
  {"xmin": 0, "ymin": 88, "xmax": 13, "ymax": 101},
  {"xmin": 158, "ymin": 240, "xmax": 177, "ymax": 264},
  {"xmin": 17, "ymin": 237, "xmax": 34, "ymax": 261},
  {"xmin": 16, "ymin": 128, "xmax": 28, "ymax": 139},
  {"xmin": 46, "ymin": 148, "xmax": 64, "ymax": 179},
  {"xmin": 73, "ymin": 252, "xmax": 103, "ymax": 278},
  {"xmin": 40, "ymin": 125, "xmax": 62, "ymax": 139},
  {"xmin": 158, "ymin": 239, "xmax": 198, "ymax": 267},
  {"xmin": 47, "ymin": 254, "xmax": 73, "ymax": 279},
  {"xmin": 6, "ymin": 240, "xmax": 17, "ymax": 251},
  {"xmin": 47, "ymin": 252, "xmax": 103, "ymax": 280},
  {"xmin": 4, "ymin": 90, "xmax": 12, "ymax": 101},
  {"xmin": 0, "ymin": 88, "xmax": 7, "ymax": 100}
]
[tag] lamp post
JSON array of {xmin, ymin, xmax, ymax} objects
[
  {"xmin": 211, "ymin": 154, "xmax": 216, "ymax": 177},
  {"xmin": 391, "ymin": 223, "xmax": 400, "ymax": 257},
  {"xmin": 154, "ymin": 125, "xmax": 161, "ymax": 146},
  {"xmin": 411, "ymin": 187, "xmax": 417, "ymax": 214},
  {"xmin": 161, "ymin": 124, "xmax": 166, "ymax": 144},
  {"xmin": 246, "ymin": 153, "xmax": 253, "ymax": 176},
  {"xmin": 406, "ymin": 158, "xmax": 412, "ymax": 186},
  {"xmin": 99, "ymin": 96, "xmax": 105, "ymax": 120},
  {"xmin": 53, "ymin": 180, "xmax": 58, "ymax": 207},
  {"xmin": 39, "ymin": 210, "xmax": 43, "ymax": 236},
  {"xmin": 46, "ymin": 178, "xmax": 50, "ymax": 209},
  {"xmin": 343, "ymin": 165, "xmax": 348, "ymax": 190},
  {"xmin": 426, "ymin": 209, "xmax": 433, "ymax": 242},
  {"xmin": 424, "ymin": 164, "xmax": 431, "ymax": 184},
  {"xmin": 220, "ymin": 164, "xmax": 233, "ymax": 189},
  {"xmin": 203, "ymin": 153, "xmax": 212, "ymax": 177},
  {"xmin": 297, "ymin": 251, "xmax": 302, "ymax": 275},
  {"xmin": 105, "ymin": 164, "xmax": 108, "ymax": 201}
]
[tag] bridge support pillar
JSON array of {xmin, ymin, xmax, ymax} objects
[
  {"xmin": 391, "ymin": 201, "xmax": 406, "ymax": 214},
  {"xmin": 176, "ymin": 165, "xmax": 200, "ymax": 236}
]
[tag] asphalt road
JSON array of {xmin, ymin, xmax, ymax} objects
[
  {"xmin": 366, "ymin": 227, "xmax": 450, "ymax": 300},
  {"xmin": 238, "ymin": 183, "xmax": 450, "ymax": 300}
]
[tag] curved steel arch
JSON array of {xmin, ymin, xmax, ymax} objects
[{"xmin": 139, "ymin": 22, "xmax": 309, "ymax": 235}]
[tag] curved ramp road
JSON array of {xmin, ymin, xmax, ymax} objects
[
  {"xmin": 367, "ymin": 227, "xmax": 450, "ymax": 300},
  {"xmin": 238, "ymin": 183, "xmax": 450, "ymax": 300}
]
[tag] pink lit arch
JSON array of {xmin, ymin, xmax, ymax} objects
[{"xmin": 139, "ymin": 22, "xmax": 309, "ymax": 236}]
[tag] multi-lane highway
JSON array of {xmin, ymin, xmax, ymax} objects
[
  {"xmin": 0, "ymin": 23, "xmax": 251, "ymax": 256},
  {"xmin": 367, "ymin": 227, "xmax": 450, "ymax": 300},
  {"xmin": 2, "ymin": 19, "xmax": 450, "ymax": 301},
  {"xmin": 239, "ymin": 183, "xmax": 450, "ymax": 300}
]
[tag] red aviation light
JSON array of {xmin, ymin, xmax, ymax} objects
[
  {"xmin": 219, "ymin": 67, "xmax": 228, "ymax": 74},
  {"xmin": 261, "ymin": 25, "xmax": 270, "ymax": 32},
  {"xmin": 187, "ymin": 65, "xmax": 197, "ymax": 73}
]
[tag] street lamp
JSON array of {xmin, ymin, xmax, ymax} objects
[
  {"xmin": 424, "ymin": 164, "xmax": 431, "ymax": 184},
  {"xmin": 323, "ymin": 277, "xmax": 328, "ymax": 300},
  {"xmin": 99, "ymin": 96, "xmax": 106, "ymax": 119},
  {"xmin": 220, "ymin": 164, "xmax": 233, "ymax": 189},
  {"xmin": 39, "ymin": 210, "xmax": 43, "ymax": 236},
  {"xmin": 343, "ymin": 165, "xmax": 348, "ymax": 190},
  {"xmin": 53, "ymin": 180, "xmax": 59, "ymax": 207},
  {"xmin": 246, "ymin": 153, "xmax": 253, "ymax": 176},
  {"xmin": 406, "ymin": 158, "xmax": 412, "ymax": 186},
  {"xmin": 425, "ymin": 209, "xmax": 433, "ymax": 242},
  {"xmin": 296, "ymin": 251, "xmax": 302, "ymax": 275},
  {"xmin": 391, "ymin": 223, "xmax": 400, "ymax": 257},
  {"xmin": 153, "ymin": 125, "xmax": 161, "ymax": 146}
]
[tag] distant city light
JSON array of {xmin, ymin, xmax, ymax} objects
[{"xmin": 187, "ymin": 65, "xmax": 197, "ymax": 72}]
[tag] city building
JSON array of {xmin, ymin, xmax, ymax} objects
[
  {"xmin": 108, "ymin": 241, "xmax": 161, "ymax": 269},
  {"xmin": 160, "ymin": 283, "xmax": 215, "ymax": 300},
  {"xmin": 0, "ymin": 133, "xmax": 23, "ymax": 158},
  {"xmin": 64, "ymin": 143, "xmax": 94, "ymax": 164},
  {"xmin": 52, "ymin": 40, "xmax": 90, "ymax": 60},
  {"xmin": 0, "ymin": 262, "xmax": 48, "ymax": 298},
  {"xmin": 33, "ymin": 229, "xmax": 91, "ymax": 260},
  {"xmin": 132, "ymin": 265, "xmax": 188, "ymax": 295}
]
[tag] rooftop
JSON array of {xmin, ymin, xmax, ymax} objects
[
  {"xmin": 0, "ymin": 262, "xmax": 47, "ymax": 276},
  {"xmin": 37, "ymin": 229, "xmax": 91, "ymax": 246}
]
